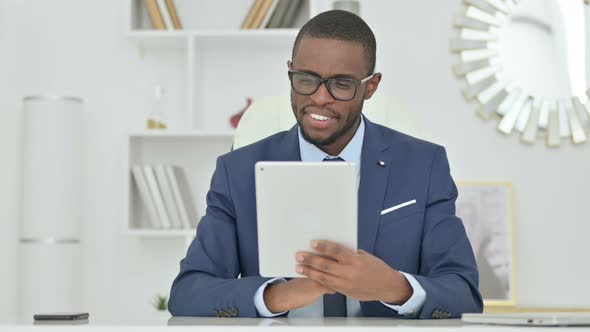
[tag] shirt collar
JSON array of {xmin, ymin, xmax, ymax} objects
[{"xmin": 298, "ymin": 117, "xmax": 365, "ymax": 174}]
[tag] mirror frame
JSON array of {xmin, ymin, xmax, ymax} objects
[{"xmin": 451, "ymin": 0, "xmax": 590, "ymax": 147}]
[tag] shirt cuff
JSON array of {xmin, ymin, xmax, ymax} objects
[
  {"xmin": 253, "ymin": 277, "xmax": 288, "ymax": 317},
  {"xmin": 380, "ymin": 272, "xmax": 426, "ymax": 316}
]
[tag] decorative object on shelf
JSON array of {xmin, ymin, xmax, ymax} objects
[
  {"xmin": 19, "ymin": 96, "xmax": 85, "ymax": 320},
  {"xmin": 147, "ymin": 85, "xmax": 168, "ymax": 130},
  {"xmin": 451, "ymin": 0, "xmax": 590, "ymax": 148},
  {"xmin": 456, "ymin": 182, "xmax": 516, "ymax": 308},
  {"xmin": 332, "ymin": 0, "xmax": 361, "ymax": 16},
  {"xmin": 230, "ymin": 97, "xmax": 253, "ymax": 128}
]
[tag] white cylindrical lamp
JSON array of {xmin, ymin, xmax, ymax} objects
[{"xmin": 19, "ymin": 96, "xmax": 84, "ymax": 321}]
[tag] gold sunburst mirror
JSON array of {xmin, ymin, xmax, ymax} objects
[{"xmin": 452, "ymin": 0, "xmax": 590, "ymax": 147}]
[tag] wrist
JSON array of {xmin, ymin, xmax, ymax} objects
[
  {"xmin": 264, "ymin": 279, "xmax": 326, "ymax": 313},
  {"xmin": 380, "ymin": 270, "xmax": 412, "ymax": 304},
  {"xmin": 264, "ymin": 282, "xmax": 290, "ymax": 313}
]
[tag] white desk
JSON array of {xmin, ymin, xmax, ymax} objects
[{"xmin": 1, "ymin": 317, "xmax": 589, "ymax": 331}]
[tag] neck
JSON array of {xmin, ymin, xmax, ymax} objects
[{"xmin": 317, "ymin": 117, "xmax": 361, "ymax": 156}]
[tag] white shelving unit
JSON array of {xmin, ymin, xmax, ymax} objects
[
  {"xmin": 124, "ymin": 131, "xmax": 234, "ymax": 242},
  {"xmin": 124, "ymin": 0, "xmax": 340, "ymax": 240}
]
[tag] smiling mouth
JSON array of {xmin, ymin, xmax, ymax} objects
[{"xmin": 309, "ymin": 113, "xmax": 332, "ymax": 121}]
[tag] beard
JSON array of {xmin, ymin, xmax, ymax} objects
[{"xmin": 291, "ymin": 94, "xmax": 364, "ymax": 148}]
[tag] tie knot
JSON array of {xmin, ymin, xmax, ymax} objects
[{"xmin": 323, "ymin": 157, "xmax": 345, "ymax": 162}]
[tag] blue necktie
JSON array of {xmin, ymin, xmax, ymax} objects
[{"xmin": 322, "ymin": 156, "xmax": 347, "ymax": 317}]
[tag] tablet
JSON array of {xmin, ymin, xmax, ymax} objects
[{"xmin": 255, "ymin": 161, "xmax": 358, "ymax": 278}]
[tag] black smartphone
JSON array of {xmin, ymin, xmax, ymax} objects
[{"xmin": 33, "ymin": 312, "xmax": 89, "ymax": 321}]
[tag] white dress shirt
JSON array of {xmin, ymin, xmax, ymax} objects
[{"xmin": 253, "ymin": 118, "xmax": 427, "ymax": 317}]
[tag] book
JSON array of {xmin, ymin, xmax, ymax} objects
[
  {"xmin": 266, "ymin": 0, "xmax": 289, "ymax": 28},
  {"xmin": 144, "ymin": 0, "xmax": 166, "ymax": 30},
  {"xmin": 280, "ymin": 0, "xmax": 303, "ymax": 28},
  {"xmin": 259, "ymin": 0, "xmax": 280, "ymax": 29},
  {"xmin": 156, "ymin": 0, "xmax": 173, "ymax": 30},
  {"xmin": 165, "ymin": 165, "xmax": 198, "ymax": 229},
  {"xmin": 144, "ymin": 165, "xmax": 172, "ymax": 229},
  {"xmin": 251, "ymin": 0, "xmax": 275, "ymax": 29},
  {"xmin": 154, "ymin": 164, "xmax": 183, "ymax": 229},
  {"xmin": 131, "ymin": 166, "xmax": 160, "ymax": 229},
  {"xmin": 165, "ymin": 0, "xmax": 182, "ymax": 29},
  {"xmin": 241, "ymin": 0, "xmax": 265, "ymax": 29}
]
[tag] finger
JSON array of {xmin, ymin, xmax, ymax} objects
[
  {"xmin": 310, "ymin": 240, "xmax": 354, "ymax": 263},
  {"xmin": 296, "ymin": 252, "xmax": 346, "ymax": 276},
  {"xmin": 322, "ymin": 287, "xmax": 336, "ymax": 294},
  {"xmin": 357, "ymin": 249, "xmax": 369, "ymax": 255},
  {"xmin": 296, "ymin": 264, "xmax": 342, "ymax": 288}
]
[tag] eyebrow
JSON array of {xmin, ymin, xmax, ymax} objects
[{"xmin": 294, "ymin": 68, "xmax": 358, "ymax": 80}]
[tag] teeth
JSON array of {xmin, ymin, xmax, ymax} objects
[{"xmin": 310, "ymin": 113, "xmax": 331, "ymax": 121}]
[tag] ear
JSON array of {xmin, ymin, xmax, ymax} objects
[
  {"xmin": 364, "ymin": 73, "xmax": 382, "ymax": 100},
  {"xmin": 287, "ymin": 60, "xmax": 293, "ymax": 78}
]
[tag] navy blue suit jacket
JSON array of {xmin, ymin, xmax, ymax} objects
[{"xmin": 169, "ymin": 118, "xmax": 483, "ymax": 318}]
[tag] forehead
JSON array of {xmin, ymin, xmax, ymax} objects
[{"xmin": 292, "ymin": 37, "xmax": 367, "ymax": 78}]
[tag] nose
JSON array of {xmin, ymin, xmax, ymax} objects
[{"xmin": 309, "ymin": 81, "xmax": 335, "ymax": 107}]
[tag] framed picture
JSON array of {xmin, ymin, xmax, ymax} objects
[{"xmin": 456, "ymin": 182, "xmax": 516, "ymax": 308}]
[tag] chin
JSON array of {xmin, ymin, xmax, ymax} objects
[{"xmin": 301, "ymin": 129, "xmax": 337, "ymax": 146}]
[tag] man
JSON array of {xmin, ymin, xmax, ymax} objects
[{"xmin": 169, "ymin": 10, "xmax": 483, "ymax": 319}]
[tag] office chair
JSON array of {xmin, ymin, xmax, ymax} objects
[{"xmin": 233, "ymin": 94, "xmax": 420, "ymax": 149}]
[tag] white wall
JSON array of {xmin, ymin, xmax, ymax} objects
[
  {"xmin": 0, "ymin": 0, "xmax": 188, "ymax": 321},
  {"xmin": 361, "ymin": 0, "xmax": 590, "ymax": 308},
  {"xmin": 0, "ymin": 1, "xmax": 23, "ymax": 321},
  {"xmin": 0, "ymin": 0, "xmax": 588, "ymax": 322}
]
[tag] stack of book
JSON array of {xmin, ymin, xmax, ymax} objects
[
  {"xmin": 241, "ymin": 0, "xmax": 304, "ymax": 29},
  {"xmin": 145, "ymin": 0, "xmax": 183, "ymax": 30},
  {"xmin": 132, "ymin": 164, "xmax": 197, "ymax": 230}
]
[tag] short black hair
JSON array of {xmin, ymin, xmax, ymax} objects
[{"xmin": 292, "ymin": 10, "xmax": 376, "ymax": 76}]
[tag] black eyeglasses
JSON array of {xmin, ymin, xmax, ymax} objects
[{"xmin": 288, "ymin": 70, "xmax": 374, "ymax": 101}]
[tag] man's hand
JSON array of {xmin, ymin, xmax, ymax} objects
[
  {"xmin": 263, "ymin": 278, "xmax": 335, "ymax": 313},
  {"xmin": 296, "ymin": 240, "xmax": 413, "ymax": 304}
]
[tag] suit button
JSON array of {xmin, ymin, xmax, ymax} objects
[{"xmin": 432, "ymin": 309, "xmax": 443, "ymax": 319}]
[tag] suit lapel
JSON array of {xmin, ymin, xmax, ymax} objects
[
  {"xmin": 275, "ymin": 125, "xmax": 302, "ymax": 161},
  {"xmin": 358, "ymin": 118, "xmax": 392, "ymax": 254}
]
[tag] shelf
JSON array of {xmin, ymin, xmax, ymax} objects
[
  {"xmin": 128, "ymin": 31, "xmax": 190, "ymax": 50},
  {"xmin": 125, "ymin": 134, "xmax": 234, "ymax": 236},
  {"xmin": 124, "ymin": 0, "xmax": 316, "ymax": 239},
  {"xmin": 126, "ymin": 229, "xmax": 196, "ymax": 237},
  {"xmin": 128, "ymin": 29, "xmax": 299, "ymax": 50},
  {"xmin": 129, "ymin": 130, "xmax": 235, "ymax": 138},
  {"xmin": 195, "ymin": 29, "xmax": 299, "ymax": 38},
  {"xmin": 129, "ymin": 0, "xmax": 311, "ymax": 33}
]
